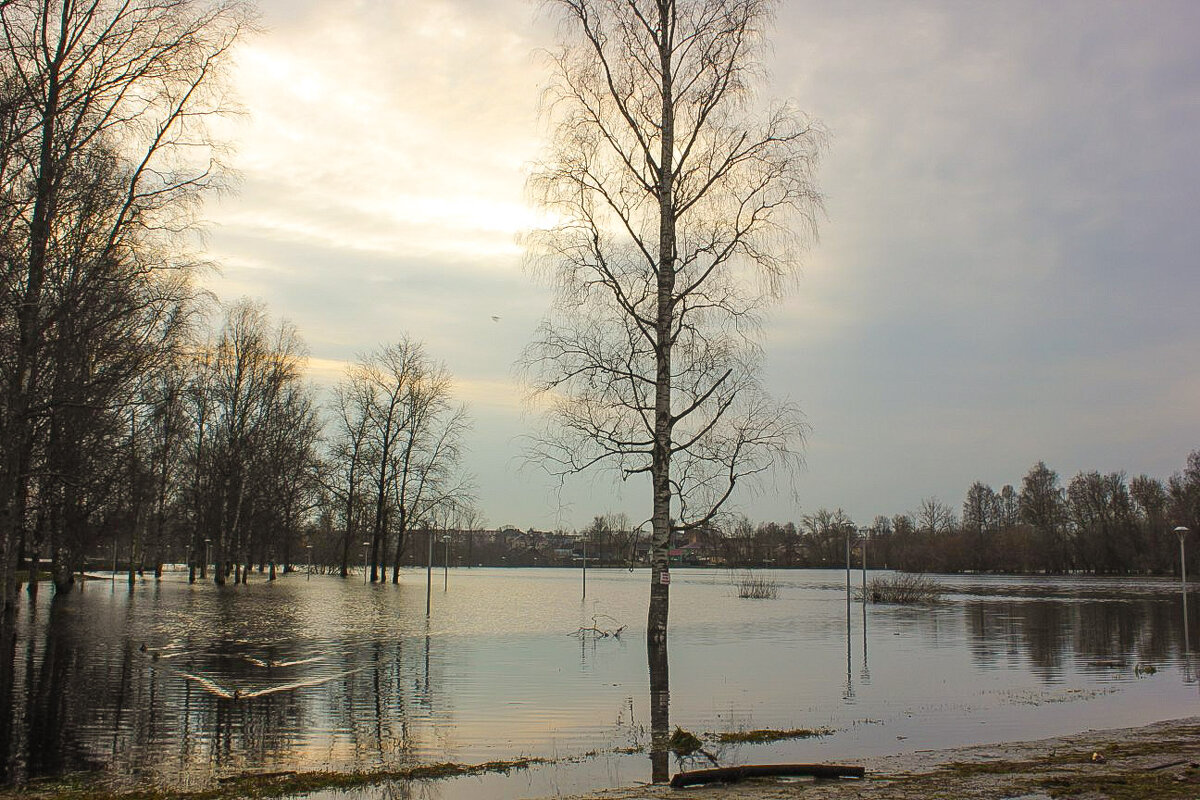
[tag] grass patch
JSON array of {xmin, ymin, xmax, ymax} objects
[
  {"xmin": 1042, "ymin": 771, "xmax": 1200, "ymax": 799},
  {"xmin": 669, "ymin": 727, "xmax": 704, "ymax": 756},
  {"xmin": 0, "ymin": 757, "xmax": 552, "ymax": 800},
  {"xmin": 714, "ymin": 727, "xmax": 833, "ymax": 744},
  {"xmin": 734, "ymin": 572, "xmax": 779, "ymax": 599},
  {"xmin": 865, "ymin": 573, "xmax": 944, "ymax": 604}
]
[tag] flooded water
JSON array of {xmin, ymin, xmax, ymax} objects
[{"xmin": 4, "ymin": 568, "xmax": 1198, "ymax": 797}]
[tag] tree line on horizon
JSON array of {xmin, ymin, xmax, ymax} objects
[
  {"xmin": 374, "ymin": 450, "xmax": 1200, "ymax": 576},
  {"xmin": 674, "ymin": 454, "xmax": 1200, "ymax": 576}
]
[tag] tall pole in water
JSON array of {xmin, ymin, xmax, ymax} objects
[
  {"xmin": 1177, "ymin": 526, "xmax": 1190, "ymax": 588},
  {"xmin": 426, "ymin": 529, "xmax": 434, "ymax": 616},
  {"xmin": 1177, "ymin": 526, "xmax": 1191, "ymax": 651},
  {"xmin": 860, "ymin": 527, "xmax": 868, "ymax": 595},
  {"xmin": 582, "ymin": 535, "xmax": 588, "ymax": 600},
  {"xmin": 845, "ymin": 526, "xmax": 852, "ymax": 624}
]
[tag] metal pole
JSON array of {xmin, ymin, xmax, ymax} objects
[
  {"xmin": 1181, "ymin": 534, "xmax": 1188, "ymax": 589},
  {"xmin": 582, "ymin": 537, "xmax": 588, "ymax": 600},
  {"xmin": 861, "ymin": 529, "xmax": 868, "ymax": 601},
  {"xmin": 426, "ymin": 529, "xmax": 433, "ymax": 616},
  {"xmin": 362, "ymin": 542, "xmax": 369, "ymax": 584},
  {"xmin": 845, "ymin": 527, "xmax": 851, "ymax": 628},
  {"xmin": 443, "ymin": 537, "xmax": 449, "ymax": 591},
  {"xmin": 307, "ymin": 544, "xmax": 313, "ymax": 580},
  {"xmin": 1177, "ymin": 527, "xmax": 1190, "ymax": 651},
  {"xmin": 112, "ymin": 538, "xmax": 118, "ymax": 584}
]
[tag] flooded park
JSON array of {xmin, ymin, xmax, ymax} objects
[{"xmin": 4, "ymin": 567, "xmax": 1197, "ymax": 798}]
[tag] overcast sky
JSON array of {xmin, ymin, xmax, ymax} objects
[{"xmin": 200, "ymin": 0, "xmax": 1200, "ymax": 531}]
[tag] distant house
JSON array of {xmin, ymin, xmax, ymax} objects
[{"xmin": 668, "ymin": 541, "xmax": 707, "ymax": 565}]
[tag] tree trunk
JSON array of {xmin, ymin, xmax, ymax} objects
[
  {"xmin": 391, "ymin": 507, "xmax": 407, "ymax": 583},
  {"xmin": 647, "ymin": 4, "xmax": 677, "ymax": 650}
]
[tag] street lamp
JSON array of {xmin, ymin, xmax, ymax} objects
[
  {"xmin": 362, "ymin": 541, "xmax": 370, "ymax": 584},
  {"xmin": 426, "ymin": 529, "xmax": 434, "ymax": 616},
  {"xmin": 306, "ymin": 544, "xmax": 313, "ymax": 580},
  {"xmin": 844, "ymin": 525, "xmax": 852, "ymax": 608},
  {"xmin": 1175, "ymin": 526, "xmax": 1190, "ymax": 587},
  {"xmin": 1176, "ymin": 526, "xmax": 1190, "ymax": 653},
  {"xmin": 858, "ymin": 526, "xmax": 870, "ymax": 598},
  {"xmin": 203, "ymin": 538, "xmax": 211, "ymax": 581},
  {"xmin": 442, "ymin": 534, "xmax": 450, "ymax": 591}
]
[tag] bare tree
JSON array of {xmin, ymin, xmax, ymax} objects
[
  {"xmin": 1020, "ymin": 461, "xmax": 1067, "ymax": 572},
  {"xmin": 192, "ymin": 300, "xmax": 310, "ymax": 585},
  {"xmin": 0, "ymin": 0, "xmax": 249, "ymax": 613},
  {"xmin": 328, "ymin": 380, "xmax": 372, "ymax": 577},
  {"xmin": 915, "ymin": 497, "xmax": 956, "ymax": 535},
  {"xmin": 801, "ymin": 507, "xmax": 853, "ymax": 566},
  {"xmin": 337, "ymin": 338, "xmax": 472, "ymax": 584},
  {"xmin": 524, "ymin": 0, "xmax": 822, "ymax": 658}
]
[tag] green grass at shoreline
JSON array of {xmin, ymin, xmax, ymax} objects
[{"xmin": 0, "ymin": 757, "xmax": 553, "ymax": 800}]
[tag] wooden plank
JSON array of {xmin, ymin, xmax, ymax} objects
[{"xmin": 670, "ymin": 763, "xmax": 865, "ymax": 788}]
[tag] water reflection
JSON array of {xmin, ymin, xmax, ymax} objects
[
  {"xmin": 1184, "ymin": 586, "xmax": 1191, "ymax": 655},
  {"xmin": 962, "ymin": 592, "xmax": 1194, "ymax": 680},
  {"xmin": 643, "ymin": 638, "xmax": 667, "ymax": 783},
  {"xmin": 0, "ymin": 570, "xmax": 1197, "ymax": 796}
]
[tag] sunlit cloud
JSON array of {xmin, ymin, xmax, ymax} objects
[{"xmin": 195, "ymin": 0, "xmax": 1200, "ymax": 528}]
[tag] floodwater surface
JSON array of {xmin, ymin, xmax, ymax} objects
[{"xmin": 4, "ymin": 568, "xmax": 1198, "ymax": 798}]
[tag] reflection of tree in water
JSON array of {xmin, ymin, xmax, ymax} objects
[
  {"xmin": 0, "ymin": 587, "xmax": 457, "ymax": 787},
  {"xmin": 333, "ymin": 638, "xmax": 419, "ymax": 767},
  {"xmin": 648, "ymin": 639, "xmax": 669, "ymax": 783},
  {"xmin": 24, "ymin": 598, "xmax": 106, "ymax": 778},
  {"xmin": 964, "ymin": 596, "xmax": 1188, "ymax": 680}
]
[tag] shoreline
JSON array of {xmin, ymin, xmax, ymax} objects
[
  {"xmin": 6, "ymin": 717, "xmax": 1200, "ymax": 800},
  {"xmin": 547, "ymin": 716, "xmax": 1200, "ymax": 799}
]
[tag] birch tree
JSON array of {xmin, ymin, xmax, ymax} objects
[
  {"xmin": 523, "ymin": 0, "xmax": 823, "ymax": 649},
  {"xmin": 0, "ymin": 0, "xmax": 248, "ymax": 612},
  {"xmin": 338, "ymin": 339, "xmax": 472, "ymax": 584}
]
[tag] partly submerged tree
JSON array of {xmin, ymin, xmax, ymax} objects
[
  {"xmin": 523, "ymin": 0, "xmax": 823, "ymax": 649},
  {"xmin": 0, "ymin": 0, "xmax": 250, "ymax": 612},
  {"xmin": 188, "ymin": 300, "xmax": 316, "ymax": 585},
  {"xmin": 334, "ymin": 339, "xmax": 472, "ymax": 584}
]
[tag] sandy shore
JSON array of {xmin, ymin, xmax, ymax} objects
[
  {"xmin": 6, "ymin": 717, "xmax": 1199, "ymax": 799},
  {"xmin": 548, "ymin": 716, "xmax": 1200, "ymax": 800}
]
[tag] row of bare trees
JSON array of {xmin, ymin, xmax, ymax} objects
[
  {"xmin": 704, "ymin": 454, "xmax": 1200, "ymax": 575},
  {"xmin": 5, "ymin": 284, "xmax": 474, "ymax": 594},
  {"xmin": 871, "ymin": 456, "xmax": 1200, "ymax": 575},
  {"xmin": 0, "ymin": 0, "xmax": 251, "ymax": 621},
  {"xmin": 0, "ymin": 1, "xmax": 475, "ymax": 612},
  {"xmin": 327, "ymin": 340, "xmax": 472, "ymax": 583}
]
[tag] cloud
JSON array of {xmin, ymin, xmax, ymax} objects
[{"xmin": 198, "ymin": 0, "xmax": 1200, "ymax": 529}]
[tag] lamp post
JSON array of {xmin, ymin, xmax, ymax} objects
[
  {"xmin": 112, "ymin": 538, "xmax": 118, "ymax": 584},
  {"xmin": 582, "ymin": 535, "xmax": 588, "ymax": 600},
  {"xmin": 442, "ymin": 534, "xmax": 450, "ymax": 591},
  {"xmin": 203, "ymin": 538, "xmax": 211, "ymax": 581},
  {"xmin": 845, "ymin": 526, "xmax": 852, "ymax": 610},
  {"xmin": 1175, "ymin": 526, "xmax": 1190, "ymax": 587},
  {"xmin": 306, "ymin": 544, "xmax": 313, "ymax": 580},
  {"xmin": 362, "ymin": 541, "xmax": 370, "ymax": 584},
  {"xmin": 1176, "ymin": 526, "xmax": 1190, "ymax": 652},
  {"xmin": 859, "ymin": 527, "xmax": 869, "ymax": 590},
  {"xmin": 426, "ymin": 529, "xmax": 434, "ymax": 616}
]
